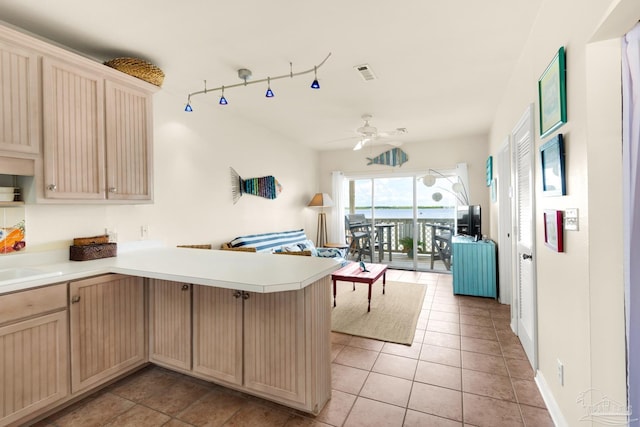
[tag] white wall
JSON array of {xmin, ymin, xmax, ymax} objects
[
  {"xmin": 317, "ymin": 135, "xmax": 491, "ymax": 234},
  {"xmin": 20, "ymin": 89, "xmax": 320, "ymax": 251},
  {"xmin": 487, "ymin": 0, "xmax": 639, "ymax": 424}
]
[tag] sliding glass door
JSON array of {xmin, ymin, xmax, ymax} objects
[{"xmin": 342, "ymin": 173, "xmax": 456, "ymax": 272}]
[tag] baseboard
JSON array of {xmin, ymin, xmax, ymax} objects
[{"xmin": 535, "ymin": 370, "xmax": 568, "ymax": 427}]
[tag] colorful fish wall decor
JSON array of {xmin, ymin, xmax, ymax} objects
[
  {"xmin": 230, "ymin": 167, "xmax": 282, "ymax": 204},
  {"xmin": 367, "ymin": 147, "xmax": 409, "ymax": 167}
]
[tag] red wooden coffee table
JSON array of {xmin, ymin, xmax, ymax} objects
[{"xmin": 331, "ymin": 262, "xmax": 388, "ymax": 312}]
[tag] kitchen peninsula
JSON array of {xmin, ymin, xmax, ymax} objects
[{"xmin": 0, "ymin": 245, "xmax": 339, "ymax": 426}]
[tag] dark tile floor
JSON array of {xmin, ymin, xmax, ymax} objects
[{"xmin": 34, "ymin": 270, "xmax": 553, "ymax": 426}]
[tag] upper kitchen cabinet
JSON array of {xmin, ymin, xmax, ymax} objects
[
  {"xmin": 42, "ymin": 58, "xmax": 155, "ymax": 202},
  {"xmin": 104, "ymin": 80, "xmax": 153, "ymax": 201},
  {"xmin": 0, "ymin": 37, "xmax": 40, "ymax": 155},
  {"xmin": 42, "ymin": 57, "xmax": 106, "ymax": 200},
  {"xmin": 0, "ymin": 23, "xmax": 158, "ymax": 203}
]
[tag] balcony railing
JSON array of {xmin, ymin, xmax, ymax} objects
[{"xmin": 346, "ymin": 217, "xmax": 454, "ymax": 256}]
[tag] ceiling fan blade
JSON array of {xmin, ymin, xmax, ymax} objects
[{"xmin": 353, "ymin": 137, "xmax": 371, "ymax": 151}]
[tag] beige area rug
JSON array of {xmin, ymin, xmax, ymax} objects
[{"xmin": 331, "ymin": 280, "xmax": 426, "ymax": 345}]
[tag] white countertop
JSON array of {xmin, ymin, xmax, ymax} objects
[{"xmin": 0, "ymin": 242, "xmax": 342, "ymax": 294}]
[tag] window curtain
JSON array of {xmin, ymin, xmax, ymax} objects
[
  {"xmin": 330, "ymin": 171, "xmax": 346, "ymax": 244},
  {"xmin": 623, "ymin": 22, "xmax": 640, "ymax": 422}
]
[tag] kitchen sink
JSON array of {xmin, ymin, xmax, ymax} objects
[{"xmin": 0, "ymin": 267, "xmax": 63, "ymax": 285}]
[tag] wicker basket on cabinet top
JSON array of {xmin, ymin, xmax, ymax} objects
[{"xmin": 104, "ymin": 57, "xmax": 165, "ymax": 87}]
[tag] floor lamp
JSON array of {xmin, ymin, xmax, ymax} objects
[{"xmin": 308, "ymin": 193, "xmax": 334, "ymax": 248}]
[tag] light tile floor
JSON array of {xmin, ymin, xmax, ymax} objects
[{"xmin": 35, "ymin": 270, "xmax": 554, "ymax": 427}]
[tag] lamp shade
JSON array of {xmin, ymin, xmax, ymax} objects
[{"xmin": 308, "ymin": 193, "xmax": 334, "ymax": 207}]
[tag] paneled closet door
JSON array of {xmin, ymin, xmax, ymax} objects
[{"xmin": 42, "ymin": 57, "xmax": 105, "ymax": 200}]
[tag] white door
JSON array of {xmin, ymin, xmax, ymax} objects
[
  {"xmin": 497, "ymin": 137, "xmax": 512, "ymax": 306},
  {"xmin": 512, "ymin": 105, "xmax": 537, "ymax": 369}
]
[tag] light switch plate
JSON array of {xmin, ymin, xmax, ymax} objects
[{"xmin": 565, "ymin": 208, "xmax": 578, "ymax": 231}]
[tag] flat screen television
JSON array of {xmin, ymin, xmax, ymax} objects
[{"xmin": 456, "ymin": 205, "xmax": 481, "ymax": 238}]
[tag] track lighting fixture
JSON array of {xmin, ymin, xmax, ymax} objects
[
  {"xmin": 310, "ymin": 66, "xmax": 320, "ymax": 89},
  {"xmin": 219, "ymin": 86, "xmax": 228, "ymax": 105},
  {"xmin": 183, "ymin": 53, "xmax": 331, "ymax": 111},
  {"xmin": 265, "ymin": 77, "xmax": 274, "ymax": 98}
]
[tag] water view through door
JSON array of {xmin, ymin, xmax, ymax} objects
[{"xmin": 343, "ymin": 175, "xmax": 456, "ymax": 272}]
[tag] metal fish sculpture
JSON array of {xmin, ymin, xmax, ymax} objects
[
  {"xmin": 230, "ymin": 167, "xmax": 282, "ymax": 204},
  {"xmin": 367, "ymin": 147, "xmax": 409, "ymax": 167}
]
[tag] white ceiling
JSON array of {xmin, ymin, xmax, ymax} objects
[{"xmin": 0, "ymin": 0, "xmax": 542, "ymax": 151}]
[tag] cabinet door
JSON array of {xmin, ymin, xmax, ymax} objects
[
  {"xmin": 0, "ymin": 39, "xmax": 40, "ymax": 154},
  {"xmin": 243, "ymin": 290, "xmax": 306, "ymax": 404},
  {"xmin": 0, "ymin": 311, "xmax": 68, "ymax": 426},
  {"xmin": 69, "ymin": 274, "xmax": 145, "ymax": 393},
  {"xmin": 42, "ymin": 57, "xmax": 105, "ymax": 200},
  {"xmin": 149, "ymin": 279, "xmax": 191, "ymax": 371},
  {"xmin": 192, "ymin": 286, "xmax": 243, "ymax": 386},
  {"xmin": 105, "ymin": 80, "xmax": 153, "ymax": 201}
]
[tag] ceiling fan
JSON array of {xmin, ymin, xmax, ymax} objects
[{"xmin": 351, "ymin": 114, "xmax": 407, "ymax": 151}]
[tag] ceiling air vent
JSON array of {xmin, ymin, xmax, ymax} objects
[{"xmin": 354, "ymin": 64, "xmax": 377, "ymax": 81}]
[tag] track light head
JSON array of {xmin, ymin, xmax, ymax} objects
[
  {"xmin": 266, "ymin": 77, "xmax": 274, "ymax": 98},
  {"xmin": 311, "ymin": 66, "xmax": 320, "ymax": 89},
  {"xmin": 219, "ymin": 87, "xmax": 228, "ymax": 105}
]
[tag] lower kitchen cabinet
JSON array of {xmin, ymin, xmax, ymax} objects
[
  {"xmin": 192, "ymin": 285, "xmax": 243, "ymax": 385},
  {"xmin": 242, "ymin": 288, "xmax": 306, "ymax": 404},
  {"xmin": 149, "ymin": 279, "xmax": 192, "ymax": 371},
  {"xmin": 69, "ymin": 274, "xmax": 146, "ymax": 394},
  {"xmin": 148, "ymin": 277, "xmax": 332, "ymax": 414},
  {"xmin": 0, "ymin": 284, "xmax": 68, "ymax": 426}
]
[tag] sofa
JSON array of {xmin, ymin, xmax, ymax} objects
[{"xmin": 221, "ymin": 229, "xmax": 347, "ymax": 265}]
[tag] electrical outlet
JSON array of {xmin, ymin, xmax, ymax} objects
[
  {"xmin": 557, "ymin": 359, "xmax": 564, "ymax": 386},
  {"xmin": 141, "ymin": 225, "xmax": 149, "ymax": 240},
  {"xmin": 105, "ymin": 228, "xmax": 118, "ymax": 243}
]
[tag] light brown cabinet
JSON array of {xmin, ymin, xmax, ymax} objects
[
  {"xmin": 149, "ymin": 279, "xmax": 192, "ymax": 371},
  {"xmin": 192, "ymin": 286, "xmax": 243, "ymax": 385},
  {"xmin": 42, "ymin": 59, "xmax": 155, "ymax": 202},
  {"xmin": 0, "ymin": 36, "xmax": 40, "ymax": 155},
  {"xmin": 42, "ymin": 57, "xmax": 105, "ymax": 200},
  {"xmin": 148, "ymin": 278, "xmax": 331, "ymax": 415},
  {"xmin": 69, "ymin": 274, "xmax": 146, "ymax": 394},
  {"xmin": 0, "ymin": 284, "xmax": 68, "ymax": 426},
  {"xmin": 104, "ymin": 80, "xmax": 154, "ymax": 201},
  {"xmin": 0, "ymin": 22, "xmax": 157, "ymax": 204}
]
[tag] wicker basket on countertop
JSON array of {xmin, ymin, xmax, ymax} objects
[
  {"xmin": 70, "ymin": 234, "xmax": 117, "ymax": 261},
  {"xmin": 104, "ymin": 57, "xmax": 165, "ymax": 87}
]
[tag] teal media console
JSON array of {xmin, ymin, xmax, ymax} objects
[{"xmin": 451, "ymin": 236, "xmax": 497, "ymax": 298}]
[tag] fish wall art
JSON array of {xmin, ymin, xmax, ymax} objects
[
  {"xmin": 230, "ymin": 167, "xmax": 282, "ymax": 204},
  {"xmin": 367, "ymin": 147, "xmax": 409, "ymax": 167}
]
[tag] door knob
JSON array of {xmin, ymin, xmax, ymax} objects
[{"xmin": 522, "ymin": 253, "xmax": 533, "ymax": 260}]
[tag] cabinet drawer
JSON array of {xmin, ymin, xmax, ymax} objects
[{"xmin": 0, "ymin": 283, "xmax": 67, "ymax": 324}]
